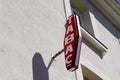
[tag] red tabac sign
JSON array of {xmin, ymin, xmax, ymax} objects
[{"xmin": 63, "ymin": 14, "xmax": 82, "ymax": 71}]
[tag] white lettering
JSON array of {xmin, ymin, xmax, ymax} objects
[
  {"xmin": 65, "ymin": 33, "xmax": 74, "ymax": 45},
  {"xmin": 66, "ymin": 25, "xmax": 73, "ymax": 35},
  {"xmin": 68, "ymin": 16, "xmax": 72, "ymax": 24},
  {"xmin": 65, "ymin": 54, "xmax": 72, "ymax": 64},
  {"xmin": 65, "ymin": 44, "xmax": 73, "ymax": 55}
]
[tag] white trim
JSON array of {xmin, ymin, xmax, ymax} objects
[
  {"xmin": 75, "ymin": 15, "xmax": 82, "ymax": 67},
  {"xmin": 63, "ymin": 0, "xmax": 72, "ymax": 19},
  {"xmin": 81, "ymin": 27, "xmax": 107, "ymax": 55},
  {"xmin": 75, "ymin": 65, "xmax": 84, "ymax": 80}
]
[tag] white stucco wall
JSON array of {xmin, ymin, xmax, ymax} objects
[
  {"xmin": 0, "ymin": 0, "xmax": 120, "ymax": 80},
  {"xmin": 0, "ymin": 0, "xmax": 78, "ymax": 80}
]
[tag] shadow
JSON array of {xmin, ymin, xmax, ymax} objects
[
  {"xmin": 89, "ymin": 8, "xmax": 118, "ymax": 38},
  {"xmin": 83, "ymin": 39, "xmax": 103, "ymax": 59},
  {"xmin": 32, "ymin": 52, "xmax": 49, "ymax": 80}
]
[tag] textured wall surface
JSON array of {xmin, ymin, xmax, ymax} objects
[
  {"xmin": 0, "ymin": 0, "xmax": 120, "ymax": 80},
  {"xmin": 0, "ymin": 0, "xmax": 77, "ymax": 80},
  {"xmin": 81, "ymin": 0, "xmax": 120, "ymax": 80}
]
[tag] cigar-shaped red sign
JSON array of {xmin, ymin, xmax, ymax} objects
[{"xmin": 64, "ymin": 14, "xmax": 82, "ymax": 71}]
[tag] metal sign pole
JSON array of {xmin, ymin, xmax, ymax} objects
[{"xmin": 52, "ymin": 49, "xmax": 64, "ymax": 60}]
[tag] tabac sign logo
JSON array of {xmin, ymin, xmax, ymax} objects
[{"xmin": 63, "ymin": 14, "xmax": 82, "ymax": 71}]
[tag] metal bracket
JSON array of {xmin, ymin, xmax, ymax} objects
[{"xmin": 52, "ymin": 49, "xmax": 64, "ymax": 60}]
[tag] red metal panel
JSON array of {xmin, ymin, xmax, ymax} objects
[{"xmin": 64, "ymin": 14, "xmax": 82, "ymax": 71}]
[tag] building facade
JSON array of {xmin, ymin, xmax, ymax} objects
[{"xmin": 0, "ymin": 0, "xmax": 120, "ymax": 80}]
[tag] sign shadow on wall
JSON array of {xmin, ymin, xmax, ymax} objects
[{"xmin": 32, "ymin": 52, "xmax": 54, "ymax": 80}]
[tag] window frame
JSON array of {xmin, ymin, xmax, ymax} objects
[
  {"xmin": 73, "ymin": 8, "xmax": 108, "ymax": 56},
  {"xmin": 81, "ymin": 65, "xmax": 103, "ymax": 80},
  {"xmin": 64, "ymin": 0, "xmax": 108, "ymax": 56}
]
